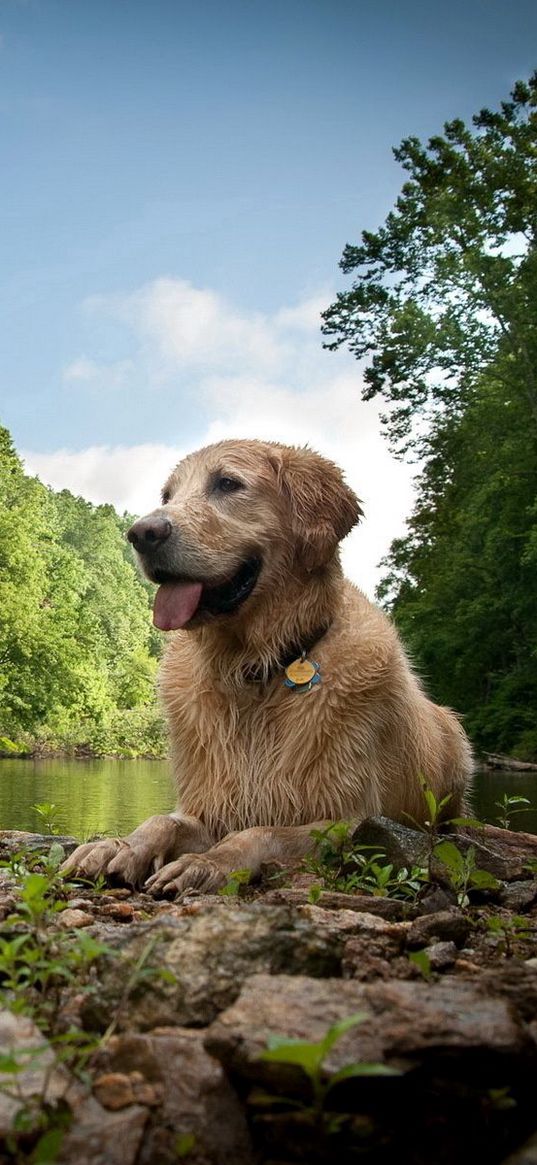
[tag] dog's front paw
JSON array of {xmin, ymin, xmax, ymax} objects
[
  {"xmin": 61, "ymin": 838, "xmax": 124, "ymax": 881},
  {"xmin": 61, "ymin": 837, "xmax": 160, "ymax": 888},
  {"xmin": 145, "ymin": 854, "xmax": 228, "ymax": 897}
]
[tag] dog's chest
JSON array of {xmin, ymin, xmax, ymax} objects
[{"xmin": 168, "ymin": 671, "xmax": 328, "ymax": 828}]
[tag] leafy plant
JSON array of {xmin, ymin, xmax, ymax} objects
[
  {"xmin": 494, "ymin": 794, "xmax": 532, "ymax": 831},
  {"xmin": 408, "ymin": 949, "xmax": 432, "ymax": 979},
  {"xmin": 0, "ymin": 847, "xmax": 108, "ymax": 1040},
  {"xmin": 258, "ymin": 1013, "xmax": 398, "ymax": 1131},
  {"xmin": 175, "ymin": 1132, "xmax": 197, "ymax": 1158},
  {"xmin": 305, "ymin": 822, "xmax": 424, "ymax": 900},
  {"xmin": 484, "ymin": 913, "xmax": 535, "ymax": 957},
  {"xmin": 33, "ymin": 803, "xmax": 63, "ymax": 836},
  {"xmin": 218, "ymin": 868, "xmax": 251, "ymax": 896},
  {"xmin": 433, "ymin": 840, "xmax": 499, "ymax": 906}
]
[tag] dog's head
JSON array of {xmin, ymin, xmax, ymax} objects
[{"xmin": 127, "ymin": 440, "xmax": 362, "ymax": 630}]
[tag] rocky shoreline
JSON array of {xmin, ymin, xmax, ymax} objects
[{"xmin": 0, "ymin": 820, "xmax": 536, "ymax": 1164}]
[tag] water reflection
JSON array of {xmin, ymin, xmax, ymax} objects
[
  {"xmin": 0, "ymin": 759, "xmax": 534, "ymax": 838},
  {"xmin": 0, "ymin": 758, "xmax": 174, "ymax": 838}
]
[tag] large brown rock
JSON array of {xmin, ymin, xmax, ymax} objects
[
  {"xmin": 82, "ymin": 902, "xmax": 408, "ymax": 1031},
  {"xmin": 92, "ymin": 1027, "xmax": 254, "ymax": 1165},
  {"xmin": 205, "ymin": 972, "xmax": 530, "ymax": 1085},
  {"xmin": 352, "ymin": 816, "xmax": 537, "ymax": 883},
  {"xmin": 0, "ymin": 1010, "xmax": 147, "ymax": 1165}
]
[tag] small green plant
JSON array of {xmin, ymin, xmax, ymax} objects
[
  {"xmin": 305, "ymin": 787, "xmax": 495, "ymax": 908},
  {"xmin": 404, "ymin": 780, "xmax": 489, "ymax": 900},
  {"xmin": 0, "ymin": 846, "xmax": 109, "ymax": 1036},
  {"xmin": 0, "ymin": 849, "xmax": 111, "ymax": 1159},
  {"xmin": 433, "ymin": 840, "xmax": 499, "ymax": 906},
  {"xmin": 257, "ymin": 1013, "xmax": 397, "ymax": 1133},
  {"xmin": 408, "ymin": 948, "xmax": 432, "ymax": 979},
  {"xmin": 218, "ymin": 868, "xmax": 251, "ymax": 896},
  {"xmin": 494, "ymin": 794, "xmax": 532, "ymax": 830},
  {"xmin": 305, "ymin": 823, "xmax": 424, "ymax": 900},
  {"xmin": 484, "ymin": 913, "xmax": 535, "ymax": 957},
  {"xmin": 175, "ymin": 1132, "xmax": 197, "ymax": 1158},
  {"xmin": 32, "ymin": 803, "xmax": 63, "ymax": 835}
]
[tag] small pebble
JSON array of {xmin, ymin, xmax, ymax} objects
[
  {"xmin": 58, "ymin": 908, "xmax": 94, "ymax": 929},
  {"xmin": 424, "ymin": 941, "xmax": 457, "ymax": 970},
  {"xmin": 93, "ymin": 1072, "xmax": 135, "ymax": 1110},
  {"xmin": 99, "ymin": 902, "xmax": 135, "ymax": 921}
]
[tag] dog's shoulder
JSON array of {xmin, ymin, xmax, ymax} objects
[{"xmin": 321, "ymin": 578, "xmax": 407, "ymax": 698}]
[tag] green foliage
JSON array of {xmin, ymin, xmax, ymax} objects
[
  {"xmin": 0, "ymin": 848, "xmax": 108, "ymax": 1011},
  {"xmin": 494, "ymin": 793, "xmax": 532, "ymax": 830},
  {"xmin": 323, "ymin": 76, "xmax": 537, "ymax": 760},
  {"xmin": 33, "ymin": 803, "xmax": 62, "ymax": 835},
  {"xmin": 218, "ymin": 868, "xmax": 252, "ymax": 896},
  {"xmin": 306, "ymin": 788, "xmax": 497, "ymax": 907},
  {"xmin": 258, "ymin": 1013, "xmax": 397, "ymax": 1132},
  {"xmin": 175, "ymin": 1132, "xmax": 197, "ymax": 1158},
  {"xmin": 322, "ymin": 75, "xmax": 537, "ymax": 455},
  {"xmin": 408, "ymin": 949, "xmax": 432, "ymax": 979},
  {"xmin": 433, "ymin": 840, "xmax": 500, "ymax": 906},
  {"xmin": 305, "ymin": 822, "xmax": 424, "ymax": 900},
  {"xmin": 0, "ymin": 425, "xmax": 165, "ymax": 756},
  {"xmin": 484, "ymin": 912, "xmax": 535, "ymax": 956}
]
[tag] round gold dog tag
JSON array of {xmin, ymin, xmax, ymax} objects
[{"xmin": 285, "ymin": 658, "xmax": 316, "ymax": 686}]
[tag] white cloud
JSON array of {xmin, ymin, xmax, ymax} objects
[
  {"xmin": 63, "ymin": 356, "xmax": 133, "ymax": 389},
  {"xmin": 85, "ymin": 277, "xmax": 285, "ymax": 377},
  {"xmin": 23, "ymin": 279, "xmax": 415, "ymax": 597},
  {"xmin": 22, "ymin": 443, "xmax": 184, "ymax": 517},
  {"xmin": 274, "ymin": 292, "xmax": 331, "ymax": 332}
]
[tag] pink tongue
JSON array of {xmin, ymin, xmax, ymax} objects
[{"xmin": 153, "ymin": 581, "xmax": 203, "ymax": 631}]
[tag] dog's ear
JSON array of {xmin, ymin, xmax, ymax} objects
[{"xmin": 269, "ymin": 446, "xmax": 363, "ymax": 570}]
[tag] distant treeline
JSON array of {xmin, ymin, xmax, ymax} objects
[
  {"xmin": 0, "ymin": 426, "xmax": 166, "ymax": 756},
  {"xmin": 324, "ymin": 75, "xmax": 537, "ymax": 761}
]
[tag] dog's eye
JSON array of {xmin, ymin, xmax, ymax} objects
[
  {"xmin": 161, "ymin": 490, "xmax": 171, "ymax": 505},
  {"xmin": 214, "ymin": 476, "xmax": 244, "ymax": 494}
]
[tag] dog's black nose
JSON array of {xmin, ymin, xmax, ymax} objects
[{"xmin": 127, "ymin": 516, "xmax": 172, "ymax": 554}]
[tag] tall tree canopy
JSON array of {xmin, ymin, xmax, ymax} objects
[
  {"xmin": 323, "ymin": 76, "xmax": 537, "ymax": 759},
  {"xmin": 0, "ymin": 427, "xmax": 164, "ymax": 756},
  {"xmin": 322, "ymin": 74, "xmax": 537, "ymax": 455}
]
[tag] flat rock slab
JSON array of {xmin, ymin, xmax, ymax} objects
[
  {"xmin": 352, "ymin": 817, "xmax": 537, "ymax": 882},
  {"xmin": 262, "ymin": 888, "xmax": 411, "ymax": 920},
  {"xmin": 0, "ymin": 831, "xmax": 79, "ymax": 858},
  {"xmin": 83, "ymin": 903, "xmax": 364, "ymax": 1030},
  {"xmin": 205, "ymin": 972, "xmax": 531, "ymax": 1085}
]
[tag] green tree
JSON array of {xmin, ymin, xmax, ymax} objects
[
  {"xmin": 378, "ymin": 360, "xmax": 537, "ymax": 758},
  {"xmin": 322, "ymin": 74, "xmax": 537, "ymax": 455},
  {"xmin": 0, "ymin": 425, "xmax": 164, "ymax": 755},
  {"xmin": 323, "ymin": 77, "xmax": 537, "ymax": 759}
]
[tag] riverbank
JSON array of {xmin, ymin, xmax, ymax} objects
[
  {"xmin": 0, "ymin": 818, "xmax": 536, "ymax": 1163},
  {"xmin": 3, "ymin": 735, "xmax": 536, "ymax": 770}
]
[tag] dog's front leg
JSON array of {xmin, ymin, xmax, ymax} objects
[
  {"xmin": 145, "ymin": 821, "xmax": 331, "ymax": 897},
  {"xmin": 61, "ymin": 813, "xmax": 214, "ymax": 888}
]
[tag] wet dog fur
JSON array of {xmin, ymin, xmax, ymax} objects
[{"xmin": 63, "ymin": 440, "xmax": 472, "ymax": 894}]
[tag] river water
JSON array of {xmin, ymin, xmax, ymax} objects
[{"xmin": 0, "ymin": 758, "xmax": 535, "ymax": 838}]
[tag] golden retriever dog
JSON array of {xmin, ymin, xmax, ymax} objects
[{"xmin": 63, "ymin": 439, "xmax": 472, "ymax": 894}]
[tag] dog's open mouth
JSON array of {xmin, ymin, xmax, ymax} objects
[{"xmin": 152, "ymin": 557, "xmax": 262, "ymax": 631}]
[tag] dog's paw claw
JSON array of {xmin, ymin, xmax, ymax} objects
[
  {"xmin": 145, "ymin": 855, "xmax": 227, "ymax": 897},
  {"xmin": 60, "ymin": 838, "xmax": 123, "ymax": 881}
]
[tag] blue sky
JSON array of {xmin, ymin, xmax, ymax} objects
[{"xmin": 2, "ymin": 0, "xmax": 536, "ymax": 591}]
